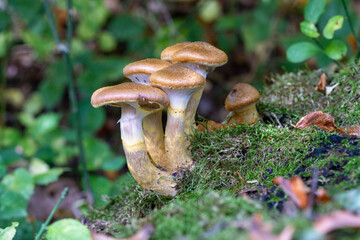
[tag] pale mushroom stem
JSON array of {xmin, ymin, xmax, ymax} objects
[
  {"xmin": 119, "ymin": 105, "xmax": 177, "ymax": 196},
  {"xmin": 143, "ymin": 112, "xmax": 177, "ymax": 172},
  {"xmin": 164, "ymin": 90, "xmax": 195, "ymax": 170},
  {"xmin": 228, "ymin": 102, "xmax": 260, "ymax": 125},
  {"xmin": 184, "ymin": 87, "xmax": 204, "ymax": 136}
]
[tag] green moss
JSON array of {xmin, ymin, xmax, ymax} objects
[
  {"xmin": 259, "ymin": 64, "xmax": 360, "ymax": 126},
  {"xmin": 88, "ymin": 64, "xmax": 360, "ymax": 239}
]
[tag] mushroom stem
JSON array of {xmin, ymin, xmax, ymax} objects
[
  {"xmin": 184, "ymin": 87, "xmax": 204, "ymax": 136},
  {"xmin": 227, "ymin": 102, "xmax": 259, "ymax": 125},
  {"xmin": 163, "ymin": 89, "xmax": 195, "ymax": 170},
  {"xmin": 119, "ymin": 105, "xmax": 177, "ymax": 196},
  {"xmin": 165, "ymin": 105, "xmax": 194, "ymax": 170},
  {"xmin": 143, "ymin": 112, "xmax": 176, "ymax": 172}
]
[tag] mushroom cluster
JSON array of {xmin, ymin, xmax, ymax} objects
[{"xmin": 91, "ymin": 42, "xmax": 228, "ymax": 196}]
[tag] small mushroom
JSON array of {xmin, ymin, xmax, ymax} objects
[
  {"xmin": 169, "ymin": 41, "xmax": 228, "ymax": 135},
  {"xmin": 123, "ymin": 59, "xmax": 174, "ymax": 171},
  {"xmin": 149, "ymin": 63, "xmax": 206, "ymax": 170},
  {"xmin": 224, "ymin": 83, "xmax": 260, "ymax": 125},
  {"xmin": 91, "ymin": 82, "xmax": 177, "ymax": 196}
]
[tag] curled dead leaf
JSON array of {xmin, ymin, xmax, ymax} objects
[
  {"xmin": 291, "ymin": 111, "xmax": 340, "ymax": 133},
  {"xmin": 314, "ymin": 210, "xmax": 360, "ymax": 235},
  {"xmin": 315, "ymin": 73, "xmax": 326, "ymax": 93},
  {"xmin": 274, "ymin": 176, "xmax": 331, "ymax": 209}
]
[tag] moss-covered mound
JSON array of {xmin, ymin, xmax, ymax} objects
[{"xmin": 88, "ymin": 65, "xmax": 360, "ymax": 239}]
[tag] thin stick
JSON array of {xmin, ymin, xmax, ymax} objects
[
  {"xmin": 34, "ymin": 187, "xmax": 69, "ymax": 240},
  {"xmin": 340, "ymin": 0, "xmax": 360, "ymax": 59},
  {"xmin": 42, "ymin": 0, "xmax": 93, "ymax": 204}
]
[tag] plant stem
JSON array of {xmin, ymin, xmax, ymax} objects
[
  {"xmin": 0, "ymin": 3, "xmax": 11, "ymax": 150},
  {"xmin": 34, "ymin": 187, "xmax": 69, "ymax": 240},
  {"xmin": 42, "ymin": 0, "xmax": 93, "ymax": 204},
  {"xmin": 340, "ymin": 0, "xmax": 360, "ymax": 59}
]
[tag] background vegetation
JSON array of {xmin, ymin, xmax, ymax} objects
[{"xmin": 0, "ymin": 0, "xmax": 359, "ymax": 239}]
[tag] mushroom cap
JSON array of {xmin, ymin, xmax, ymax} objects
[
  {"xmin": 149, "ymin": 63, "xmax": 206, "ymax": 89},
  {"xmin": 91, "ymin": 82, "xmax": 169, "ymax": 110},
  {"xmin": 160, "ymin": 42, "xmax": 191, "ymax": 62},
  {"xmin": 123, "ymin": 59, "xmax": 172, "ymax": 77},
  {"xmin": 171, "ymin": 41, "xmax": 228, "ymax": 67},
  {"xmin": 225, "ymin": 83, "xmax": 260, "ymax": 111}
]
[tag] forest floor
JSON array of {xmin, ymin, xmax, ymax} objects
[{"xmin": 86, "ymin": 64, "xmax": 360, "ymax": 239}]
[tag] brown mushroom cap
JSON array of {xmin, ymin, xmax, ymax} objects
[
  {"xmin": 171, "ymin": 41, "xmax": 228, "ymax": 67},
  {"xmin": 91, "ymin": 82, "xmax": 169, "ymax": 110},
  {"xmin": 149, "ymin": 63, "xmax": 206, "ymax": 89},
  {"xmin": 160, "ymin": 42, "xmax": 191, "ymax": 62},
  {"xmin": 225, "ymin": 83, "xmax": 260, "ymax": 111},
  {"xmin": 123, "ymin": 59, "xmax": 172, "ymax": 77}
]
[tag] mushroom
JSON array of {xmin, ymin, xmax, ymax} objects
[
  {"xmin": 149, "ymin": 63, "xmax": 206, "ymax": 170},
  {"xmin": 168, "ymin": 41, "xmax": 228, "ymax": 135},
  {"xmin": 160, "ymin": 42, "xmax": 191, "ymax": 62},
  {"xmin": 224, "ymin": 83, "xmax": 260, "ymax": 125},
  {"xmin": 91, "ymin": 82, "xmax": 177, "ymax": 196},
  {"xmin": 123, "ymin": 59, "xmax": 174, "ymax": 171}
]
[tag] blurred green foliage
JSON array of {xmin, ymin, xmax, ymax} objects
[{"xmin": 0, "ymin": 0, "xmax": 359, "ymax": 239}]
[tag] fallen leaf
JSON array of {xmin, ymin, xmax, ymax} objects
[
  {"xmin": 325, "ymin": 82, "xmax": 339, "ymax": 96},
  {"xmin": 197, "ymin": 120, "xmax": 228, "ymax": 132},
  {"xmin": 274, "ymin": 176, "xmax": 331, "ymax": 209},
  {"xmin": 247, "ymin": 214, "xmax": 295, "ymax": 240},
  {"xmin": 315, "ymin": 73, "xmax": 326, "ymax": 93},
  {"xmin": 314, "ymin": 210, "xmax": 360, "ymax": 234},
  {"xmin": 274, "ymin": 176, "xmax": 309, "ymax": 209},
  {"xmin": 91, "ymin": 224, "xmax": 154, "ymax": 240},
  {"xmin": 338, "ymin": 126, "xmax": 360, "ymax": 136},
  {"xmin": 291, "ymin": 111, "xmax": 340, "ymax": 133}
]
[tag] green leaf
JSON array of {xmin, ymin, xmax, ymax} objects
[
  {"xmin": 109, "ymin": 14, "xmax": 146, "ymax": 41},
  {"xmin": 47, "ymin": 219, "xmax": 92, "ymax": 240},
  {"xmin": 0, "ymin": 190, "xmax": 28, "ymax": 220},
  {"xmin": 90, "ymin": 175, "xmax": 113, "ymax": 206},
  {"xmin": 102, "ymin": 156, "xmax": 126, "ymax": 171},
  {"xmin": 323, "ymin": 15, "xmax": 344, "ymax": 39},
  {"xmin": 325, "ymin": 40, "xmax": 347, "ymax": 60},
  {"xmin": 98, "ymin": 32, "xmax": 117, "ymax": 52},
  {"xmin": 304, "ymin": 0, "xmax": 327, "ymax": 24},
  {"xmin": 0, "ymin": 128, "xmax": 21, "ymax": 148},
  {"xmin": 84, "ymin": 138, "xmax": 113, "ymax": 171},
  {"xmin": 2, "ymin": 168, "xmax": 34, "ymax": 200},
  {"xmin": 300, "ymin": 21, "xmax": 320, "ymax": 38},
  {"xmin": 33, "ymin": 168, "xmax": 66, "ymax": 185},
  {"xmin": 0, "ymin": 148, "xmax": 22, "ymax": 165},
  {"xmin": 286, "ymin": 42, "xmax": 321, "ymax": 63},
  {"xmin": 28, "ymin": 113, "xmax": 61, "ymax": 137},
  {"xmin": 0, "ymin": 222, "xmax": 19, "ymax": 240}
]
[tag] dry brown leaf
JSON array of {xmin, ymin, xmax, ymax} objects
[
  {"xmin": 248, "ymin": 214, "xmax": 295, "ymax": 240},
  {"xmin": 91, "ymin": 224, "xmax": 154, "ymax": 240},
  {"xmin": 291, "ymin": 111, "xmax": 340, "ymax": 133},
  {"xmin": 338, "ymin": 126, "xmax": 360, "ymax": 136},
  {"xmin": 197, "ymin": 120, "xmax": 228, "ymax": 132},
  {"xmin": 315, "ymin": 73, "xmax": 326, "ymax": 93},
  {"xmin": 314, "ymin": 210, "xmax": 360, "ymax": 234},
  {"xmin": 274, "ymin": 176, "xmax": 331, "ymax": 209},
  {"xmin": 274, "ymin": 176, "xmax": 309, "ymax": 209}
]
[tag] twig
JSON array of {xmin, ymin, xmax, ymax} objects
[
  {"xmin": 340, "ymin": 0, "xmax": 360, "ymax": 59},
  {"xmin": 0, "ymin": 3, "xmax": 11, "ymax": 150},
  {"xmin": 306, "ymin": 167, "xmax": 319, "ymax": 219},
  {"xmin": 42, "ymin": 0, "xmax": 93, "ymax": 204},
  {"xmin": 271, "ymin": 112, "xmax": 283, "ymax": 128},
  {"xmin": 34, "ymin": 187, "xmax": 69, "ymax": 240}
]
